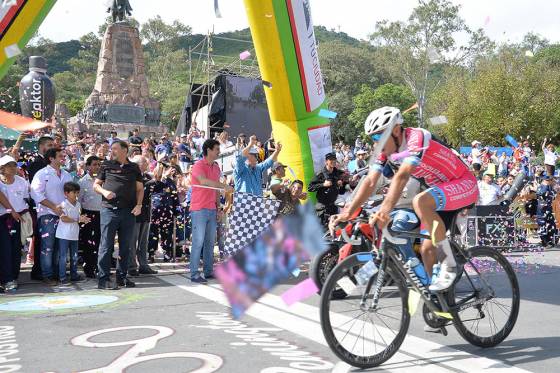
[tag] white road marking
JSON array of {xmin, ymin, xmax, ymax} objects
[{"xmin": 161, "ymin": 275, "xmax": 532, "ymax": 373}]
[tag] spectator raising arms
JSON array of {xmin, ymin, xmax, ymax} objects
[
  {"xmin": 542, "ymin": 138, "xmax": 558, "ymax": 177},
  {"xmin": 234, "ymin": 135, "xmax": 282, "ymax": 196}
]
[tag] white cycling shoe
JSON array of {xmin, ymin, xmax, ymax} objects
[{"xmin": 429, "ymin": 268, "xmax": 457, "ymax": 292}]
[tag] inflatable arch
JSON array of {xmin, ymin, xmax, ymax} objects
[{"xmin": 244, "ymin": 0, "xmax": 330, "ymax": 187}]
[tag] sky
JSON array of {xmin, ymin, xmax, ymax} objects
[{"xmin": 38, "ymin": 0, "xmax": 560, "ymax": 45}]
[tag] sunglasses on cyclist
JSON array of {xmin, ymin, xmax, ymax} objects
[{"xmin": 370, "ymin": 134, "xmax": 382, "ymax": 142}]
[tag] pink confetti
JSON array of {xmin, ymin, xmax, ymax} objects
[
  {"xmin": 484, "ymin": 16, "xmax": 491, "ymax": 26},
  {"xmin": 280, "ymin": 278, "xmax": 319, "ymax": 306},
  {"xmin": 239, "ymin": 50, "xmax": 251, "ymax": 60},
  {"xmin": 42, "ymin": 233, "xmax": 49, "ymax": 237}
]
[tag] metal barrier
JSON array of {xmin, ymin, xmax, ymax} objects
[
  {"xmin": 465, "ymin": 205, "xmax": 517, "ymax": 248},
  {"xmin": 466, "ymin": 214, "xmax": 516, "ymax": 248}
]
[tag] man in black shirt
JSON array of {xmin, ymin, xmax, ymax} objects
[
  {"xmin": 308, "ymin": 153, "xmax": 350, "ymax": 225},
  {"xmin": 27, "ymin": 135, "xmax": 54, "ymax": 280},
  {"xmin": 128, "ymin": 128, "xmax": 143, "ymax": 147},
  {"xmin": 28, "ymin": 135, "xmax": 54, "ymax": 186},
  {"xmin": 94, "ymin": 141, "xmax": 143, "ymax": 290}
]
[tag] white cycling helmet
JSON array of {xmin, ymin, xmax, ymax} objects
[{"xmin": 364, "ymin": 107, "xmax": 404, "ymax": 136}]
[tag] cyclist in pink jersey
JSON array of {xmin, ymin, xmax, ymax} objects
[{"xmin": 330, "ymin": 107, "xmax": 478, "ymax": 291}]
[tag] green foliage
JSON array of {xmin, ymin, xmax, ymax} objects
[
  {"xmin": 318, "ymin": 41, "xmax": 393, "ymax": 142},
  {"xmin": 349, "ymin": 84, "xmax": 417, "ymax": 135},
  {"xmin": 141, "ymin": 16, "xmax": 191, "ymax": 55},
  {"xmin": 371, "ymin": 0, "xmax": 494, "ymax": 126},
  {"xmin": 314, "ymin": 26, "xmax": 361, "ymax": 46},
  {"xmin": 146, "ymin": 49, "xmax": 189, "ymax": 129},
  {"xmin": 3, "ymin": 10, "xmax": 560, "ymax": 150},
  {"xmin": 63, "ymin": 98, "xmax": 85, "ymax": 116},
  {"xmin": 432, "ymin": 48, "xmax": 560, "ymax": 146},
  {"xmin": 534, "ymin": 44, "xmax": 560, "ymax": 67},
  {"xmin": 0, "ymin": 63, "xmax": 25, "ymax": 113}
]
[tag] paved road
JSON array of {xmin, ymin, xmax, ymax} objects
[{"xmin": 0, "ymin": 249, "xmax": 558, "ymax": 373}]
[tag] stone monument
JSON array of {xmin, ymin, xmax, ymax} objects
[{"xmin": 83, "ymin": 2, "xmax": 163, "ymax": 136}]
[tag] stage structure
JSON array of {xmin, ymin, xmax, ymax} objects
[{"xmin": 176, "ymin": 31, "xmax": 272, "ymax": 141}]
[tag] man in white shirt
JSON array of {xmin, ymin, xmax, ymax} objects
[
  {"xmin": 0, "ymin": 155, "xmax": 29, "ymax": 291},
  {"xmin": 30, "ymin": 148, "xmax": 73, "ymax": 285},
  {"xmin": 477, "ymin": 172, "xmax": 502, "ymax": 206},
  {"xmin": 471, "ymin": 140, "xmax": 482, "ymax": 172},
  {"xmin": 78, "ymin": 156, "xmax": 103, "ymax": 278}
]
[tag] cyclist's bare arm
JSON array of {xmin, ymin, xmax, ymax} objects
[{"xmin": 377, "ymin": 163, "xmax": 415, "ymax": 217}]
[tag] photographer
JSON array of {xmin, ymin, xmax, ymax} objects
[{"xmin": 308, "ymin": 152, "xmax": 353, "ymax": 225}]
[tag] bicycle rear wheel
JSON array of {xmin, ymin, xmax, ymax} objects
[
  {"xmin": 448, "ymin": 246, "xmax": 520, "ymax": 347},
  {"xmin": 320, "ymin": 253, "xmax": 409, "ymax": 368}
]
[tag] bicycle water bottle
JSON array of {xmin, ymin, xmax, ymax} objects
[
  {"xmin": 431, "ymin": 264, "xmax": 441, "ymax": 285},
  {"xmin": 406, "ymin": 257, "xmax": 430, "ymax": 286},
  {"xmin": 355, "ymin": 260, "xmax": 379, "ymax": 286}
]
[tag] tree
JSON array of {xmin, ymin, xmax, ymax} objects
[
  {"xmin": 432, "ymin": 48, "xmax": 560, "ymax": 146},
  {"xmin": 140, "ymin": 16, "xmax": 191, "ymax": 55},
  {"xmin": 52, "ymin": 33, "xmax": 100, "ymax": 102},
  {"xmin": 534, "ymin": 44, "xmax": 560, "ymax": 67},
  {"xmin": 146, "ymin": 49, "xmax": 189, "ymax": 128},
  {"xmin": 65, "ymin": 98, "xmax": 85, "ymax": 116},
  {"xmin": 521, "ymin": 32, "xmax": 549, "ymax": 55},
  {"xmin": 348, "ymin": 83, "xmax": 417, "ymax": 135},
  {"xmin": 318, "ymin": 41, "xmax": 392, "ymax": 142},
  {"xmin": 0, "ymin": 63, "xmax": 26, "ymax": 114},
  {"xmin": 371, "ymin": 0, "xmax": 494, "ymax": 126}
]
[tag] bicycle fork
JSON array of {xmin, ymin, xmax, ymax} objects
[{"xmin": 361, "ymin": 255, "xmax": 387, "ymax": 312}]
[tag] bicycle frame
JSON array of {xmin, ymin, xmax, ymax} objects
[{"xmin": 364, "ymin": 220, "xmax": 496, "ymax": 318}]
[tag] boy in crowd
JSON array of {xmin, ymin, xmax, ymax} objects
[{"xmin": 56, "ymin": 182, "xmax": 89, "ymax": 284}]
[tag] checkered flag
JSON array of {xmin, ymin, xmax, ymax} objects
[{"xmin": 224, "ymin": 192, "xmax": 281, "ymax": 257}]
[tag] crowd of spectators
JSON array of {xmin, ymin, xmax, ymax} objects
[{"xmin": 1, "ymin": 127, "xmax": 560, "ymax": 292}]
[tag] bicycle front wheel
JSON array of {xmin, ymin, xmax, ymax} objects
[
  {"xmin": 320, "ymin": 253, "xmax": 409, "ymax": 369},
  {"xmin": 448, "ymin": 246, "xmax": 520, "ymax": 347}
]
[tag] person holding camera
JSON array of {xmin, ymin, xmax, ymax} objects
[{"xmin": 308, "ymin": 152, "xmax": 349, "ymax": 225}]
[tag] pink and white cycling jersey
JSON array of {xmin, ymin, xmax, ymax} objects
[
  {"xmin": 375, "ymin": 127, "xmax": 478, "ymax": 211},
  {"xmin": 399, "ymin": 128, "xmax": 468, "ymax": 184}
]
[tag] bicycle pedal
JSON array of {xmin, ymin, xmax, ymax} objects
[{"xmin": 440, "ymin": 326, "xmax": 448, "ymax": 336}]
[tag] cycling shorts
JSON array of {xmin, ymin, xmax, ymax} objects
[{"xmin": 426, "ymin": 171, "xmax": 478, "ymax": 211}]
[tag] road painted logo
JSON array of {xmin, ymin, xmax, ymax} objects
[
  {"xmin": 70, "ymin": 326, "xmax": 223, "ymax": 373},
  {"xmin": 0, "ymin": 295, "xmax": 118, "ymax": 312}
]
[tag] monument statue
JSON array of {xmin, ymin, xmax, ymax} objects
[
  {"xmin": 107, "ymin": 0, "xmax": 133, "ymax": 23},
  {"xmin": 82, "ymin": 1, "xmax": 162, "ymax": 136}
]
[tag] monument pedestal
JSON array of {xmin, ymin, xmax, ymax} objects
[{"xmin": 84, "ymin": 22, "xmax": 161, "ymax": 130}]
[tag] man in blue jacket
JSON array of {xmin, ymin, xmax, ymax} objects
[{"xmin": 234, "ymin": 135, "xmax": 282, "ymax": 196}]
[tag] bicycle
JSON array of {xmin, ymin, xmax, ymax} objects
[
  {"xmin": 310, "ymin": 196, "xmax": 381, "ymax": 299},
  {"xmin": 319, "ymin": 208, "xmax": 520, "ymax": 369}
]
